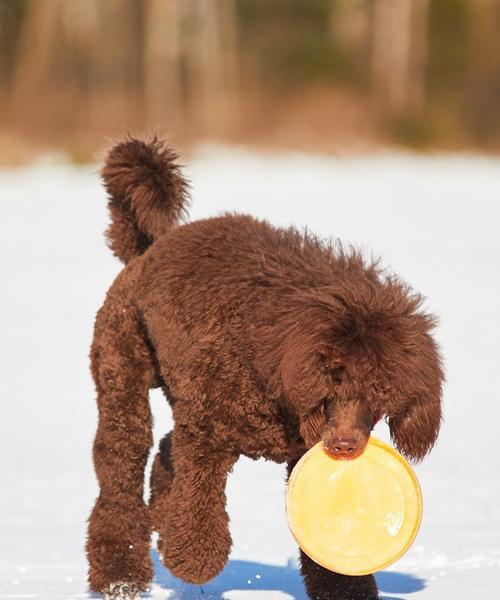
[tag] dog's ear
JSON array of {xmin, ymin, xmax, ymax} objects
[
  {"xmin": 298, "ymin": 404, "xmax": 328, "ymax": 448},
  {"xmin": 280, "ymin": 327, "xmax": 330, "ymax": 416},
  {"xmin": 388, "ymin": 332, "xmax": 443, "ymax": 462},
  {"xmin": 389, "ymin": 392, "xmax": 442, "ymax": 462},
  {"xmin": 280, "ymin": 326, "xmax": 332, "ymax": 448}
]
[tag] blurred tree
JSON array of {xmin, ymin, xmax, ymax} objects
[
  {"xmin": 7, "ymin": 0, "xmax": 142, "ymax": 138},
  {"xmin": 8, "ymin": 0, "xmax": 62, "ymax": 113},
  {"xmin": 464, "ymin": 0, "xmax": 500, "ymax": 142},
  {"xmin": 144, "ymin": 0, "xmax": 239, "ymax": 134},
  {"xmin": 183, "ymin": 0, "xmax": 239, "ymax": 131},
  {"xmin": 144, "ymin": 0, "xmax": 182, "ymax": 126},
  {"xmin": 2, "ymin": 0, "xmax": 500, "ymax": 157},
  {"xmin": 332, "ymin": 0, "xmax": 369, "ymax": 57},
  {"xmin": 0, "ymin": 0, "xmax": 28, "ymax": 87},
  {"xmin": 371, "ymin": 0, "xmax": 429, "ymax": 115}
]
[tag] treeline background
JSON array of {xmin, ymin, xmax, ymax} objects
[{"xmin": 1, "ymin": 0, "xmax": 500, "ymax": 162}]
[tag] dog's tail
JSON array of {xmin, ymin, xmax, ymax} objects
[{"xmin": 101, "ymin": 136, "xmax": 190, "ymax": 264}]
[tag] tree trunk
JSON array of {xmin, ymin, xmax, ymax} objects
[
  {"xmin": 8, "ymin": 0, "xmax": 63, "ymax": 114},
  {"xmin": 184, "ymin": 0, "xmax": 239, "ymax": 133},
  {"xmin": 144, "ymin": 0, "xmax": 183, "ymax": 128},
  {"xmin": 371, "ymin": 0, "xmax": 429, "ymax": 115}
]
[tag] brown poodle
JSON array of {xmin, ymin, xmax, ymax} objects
[{"xmin": 86, "ymin": 137, "xmax": 443, "ymax": 600}]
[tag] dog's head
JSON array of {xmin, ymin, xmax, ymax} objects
[{"xmin": 280, "ymin": 281, "xmax": 444, "ymax": 463}]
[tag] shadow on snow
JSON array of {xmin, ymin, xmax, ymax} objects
[{"xmin": 151, "ymin": 550, "xmax": 425, "ymax": 599}]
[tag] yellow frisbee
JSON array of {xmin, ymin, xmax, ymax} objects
[{"xmin": 286, "ymin": 437, "xmax": 422, "ymax": 576}]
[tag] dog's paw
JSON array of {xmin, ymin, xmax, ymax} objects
[
  {"xmin": 158, "ymin": 523, "xmax": 231, "ymax": 584},
  {"xmin": 103, "ymin": 582, "xmax": 144, "ymax": 600}
]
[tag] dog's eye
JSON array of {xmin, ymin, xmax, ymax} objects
[
  {"xmin": 322, "ymin": 398, "xmax": 333, "ymax": 418},
  {"xmin": 329, "ymin": 366, "xmax": 345, "ymax": 385},
  {"xmin": 316, "ymin": 398, "xmax": 327, "ymax": 414}
]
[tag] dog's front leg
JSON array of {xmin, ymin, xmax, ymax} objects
[
  {"xmin": 155, "ymin": 425, "xmax": 237, "ymax": 584},
  {"xmin": 86, "ymin": 298, "xmax": 156, "ymax": 598},
  {"xmin": 299, "ymin": 550, "xmax": 379, "ymax": 600},
  {"xmin": 286, "ymin": 459, "xmax": 379, "ymax": 600}
]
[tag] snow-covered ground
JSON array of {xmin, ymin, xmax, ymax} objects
[{"xmin": 1, "ymin": 147, "xmax": 499, "ymax": 600}]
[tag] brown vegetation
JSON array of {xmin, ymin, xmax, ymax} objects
[{"xmin": 1, "ymin": 0, "xmax": 500, "ymax": 163}]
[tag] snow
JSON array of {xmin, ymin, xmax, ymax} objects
[{"xmin": 1, "ymin": 147, "xmax": 499, "ymax": 599}]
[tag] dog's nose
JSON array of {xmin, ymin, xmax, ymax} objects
[{"xmin": 325, "ymin": 437, "xmax": 361, "ymax": 459}]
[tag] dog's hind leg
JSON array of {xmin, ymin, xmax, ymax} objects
[
  {"xmin": 286, "ymin": 459, "xmax": 380, "ymax": 600},
  {"xmin": 152, "ymin": 422, "xmax": 238, "ymax": 584},
  {"xmin": 86, "ymin": 281, "xmax": 156, "ymax": 598},
  {"xmin": 149, "ymin": 432, "xmax": 174, "ymax": 531}
]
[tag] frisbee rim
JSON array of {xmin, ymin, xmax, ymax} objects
[{"xmin": 286, "ymin": 436, "xmax": 423, "ymax": 576}]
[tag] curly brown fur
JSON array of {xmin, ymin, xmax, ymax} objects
[
  {"xmin": 86, "ymin": 260, "xmax": 156, "ymax": 592},
  {"xmin": 87, "ymin": 137, "xmax": 444, "ymax": 599},
  {"xmin": 102, "ymin": 136, "xmax": 189, "ymax": 263}
]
